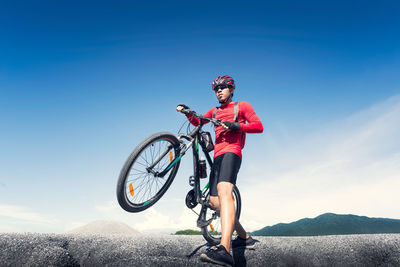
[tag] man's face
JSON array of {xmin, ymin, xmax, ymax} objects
[{"xmin": 214, "ymin": 85, "xmax": 232, "ymax": 103}]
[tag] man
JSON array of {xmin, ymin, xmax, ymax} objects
[{"xmin": 177, "ymin": 75, "xmax": 263, "ymax": 266}]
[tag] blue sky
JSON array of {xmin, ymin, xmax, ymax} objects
[{"xmin": 1, "ymin": 1, "xmax": 399, "ymax": 233}]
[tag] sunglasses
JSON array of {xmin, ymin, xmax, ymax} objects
[{"xmin": 213, "ymin": 85, "xmax": 230, "ymax": 92}]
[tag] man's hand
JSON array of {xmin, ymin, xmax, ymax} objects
[
  {"xmin": 222, "ymin": 121, "xmax": 240, "ymax": 131},
  {"xmin": 176, "ymin": 104, "xmax": 190, "ymax": 113}
]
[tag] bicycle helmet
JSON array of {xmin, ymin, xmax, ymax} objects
[{"xmin": 211, "ymin": 75, "xmax": 235, "ymax": 91}]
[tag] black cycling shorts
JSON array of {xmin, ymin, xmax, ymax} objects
[{"xmin": 209, "ymin": 152, "xmax": 242, "ymax": 196}]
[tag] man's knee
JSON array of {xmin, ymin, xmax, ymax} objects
[{"xmin": 217, "ymin": 181, "xmax": 234, "ymax": 198}]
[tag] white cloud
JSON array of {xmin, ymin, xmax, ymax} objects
[
  {"xmin": 132, "ymin": 206, "xmax": 197, "ymax": 232},
  {"xmin": 0, "ymin": 224, "xmax": 21, "ymax": 233},
  {"xmin": 239, "ymin": 95, "xmax": 400, "ymax": 228},
  {"xmin": 0, "ymin": 204, "xmax": 60, "ymax": 233},
  {"xmin": 0, "ymin": 204, "xmax": 58, "ymax": 225},
  {"xmin": 95, "ymin": 200, "xmax": 198, "ymax": 233}
]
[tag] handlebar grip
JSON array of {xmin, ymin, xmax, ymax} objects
[{"xmin": 181, "ymin": 108, "xmax": 191, "ymax": 115}]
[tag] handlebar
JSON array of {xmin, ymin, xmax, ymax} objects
[{"xmin": 180, "ymin": 108, "xmax": 223, "ymax": 127}]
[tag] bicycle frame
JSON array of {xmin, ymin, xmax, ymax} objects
[
  {"xmin": 184, "ymin": 124, "xmax": 214, "ymax": 204},
  {"xmin": 178, "ymin": 123, "xmax": 217, "ymax": 229}
]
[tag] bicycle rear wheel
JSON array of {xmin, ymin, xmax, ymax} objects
[
  {"xmin": 200, "ymin": 185, "xmax": 241, "ymax": 245},
  {"xmin": 116, "ymin": 132, "xmax": 181, "ymax": 212}
]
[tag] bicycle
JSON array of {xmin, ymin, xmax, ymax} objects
[{"xmin": 116, "ymin": 107, "xmax": 241, "ymax": 245}]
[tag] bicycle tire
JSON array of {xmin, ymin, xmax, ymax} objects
[
  {"xmin": 116, "ymin": 132, "xmax": 181, "ymax": 212},
  {"xmin": 200, "ymin": 185, "xmax": 242, "ymax": 245}
]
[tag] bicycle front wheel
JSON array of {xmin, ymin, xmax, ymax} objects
[
  {"xmin": 200, "ymin": 185, "xmax": 242, "ymax": 245},
  {"xmin": 116, "ymin": 132, "xmax": 181, "ymax": 212}
]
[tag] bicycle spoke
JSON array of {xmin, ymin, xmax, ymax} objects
[
  {"xmin": 155, "ymin": 144, "xmax": 168, "ymax": 171},
  {"xmin": 126, "ymin": 177, "xmax": 146, "ymax": 188},
  {"xmin": 157, "ymin": 142, "xmax": 162, "ymax": 167},
  {"xmin": 135, "ymin": 159, "xmax": 149, "ymax": 168},
  {"xmin": 141, "ymin": 151, "xmax": 151, "ymax": 166},
  {"xmin": 131, "ymin": 174, "xmax": 150, "ymax": 195},
  {"xmin": 149, "ymin": 143, "xmax": 154, "ymax": 164},
  {"xmin": 143, "ymin": 174, "xmax": 153, "ymax": 202},
  {"xmin": 126, "ymin": 173, "xmax": 148, "ymax": 184},
  {"xmin": 149, "ymin": 179, "xmax": 156, "ymax": 200},
  {"xmin": 127, "ymin": 181, "xmax": 145, "ymax": 202},
  {"xmin": 134, "ymin": 179, "xmax": 147, "ymax": 203},
  {"xmin": 157, "ymin": 152, "xmax": 170, "ymax": 172},
  {"xmin": 142, "ymin": 174, "xmax": 153, "ymax": 203},
  {"xmin": 143, "ymin": 149, "xmax": 150, "ymax": 167},
  {"xmin": 154, "ymin": 177, "xmax": 163, "ymax": 191},
  {"xmin": 129, "ymin": 168, "xmax": 147, "ymax": 176}
]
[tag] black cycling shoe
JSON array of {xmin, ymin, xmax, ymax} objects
[
  {"xmin": 231, "ymin": 236, "xmax": 256, "ymax": 249},
  {"xmin": 200, "ymin": 245, "xmax": 234, "ymax": 266}
]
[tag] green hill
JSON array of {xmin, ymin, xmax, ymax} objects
[
  {"xmin": 252, "ymin": 213, "xmax": 400, "ymax": 236},
  {"xmin": 174, "ymin": 229, "xmax": 202, "ymax": 235}
]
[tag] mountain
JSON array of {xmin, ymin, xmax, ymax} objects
[
  {"xmin": 66, "ymin": 220, "xmax": 141, "ymax": 236},
  {"xmin": 251, "ymin": 213, "xmax": 400, "ymax": 236}
]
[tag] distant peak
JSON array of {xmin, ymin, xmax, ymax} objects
[{"xmin": 66, "ymin": 220, "xmax": 141, "ymax": 236}]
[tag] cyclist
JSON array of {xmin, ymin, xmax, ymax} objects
[{"xmin": 177, "ymin": 75, "xmax": 263, "ymax": 266}]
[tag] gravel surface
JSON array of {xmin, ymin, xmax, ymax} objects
[{"xmin": 0, "ymin": 233, "xmax": 399, "ymax": 266}]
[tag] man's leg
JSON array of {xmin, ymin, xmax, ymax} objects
[
  {"xmin": 234, "ymin": 220, "xmax": 250, "ymax": 239},
  {"xmin": 209, "ymin": 196, "xmax": 250, "ymax": 240},
  {"xmin": 217, "ymin": 181, "xmax": 235, "ymax": 252},
  {"xmin": 209, "ymin": 196, "xmax": 219, "ymax": 210}
]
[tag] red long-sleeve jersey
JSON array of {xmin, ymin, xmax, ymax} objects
[{"xmin": 186, "ymin": 101, "xmax": 263, "ymax": 158}]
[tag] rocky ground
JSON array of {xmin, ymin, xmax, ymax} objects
[{"xmin": 0, "ymin": 233, "xmax": 399, "ymax": 266}]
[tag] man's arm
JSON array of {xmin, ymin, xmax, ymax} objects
[{"xmin": 238, "ymin": 101, "xmax": 264, "ymax": 133}]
